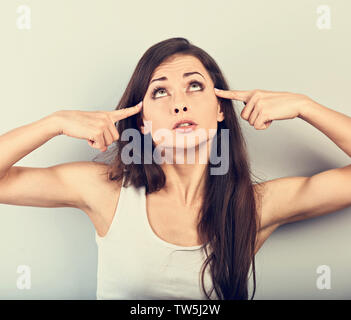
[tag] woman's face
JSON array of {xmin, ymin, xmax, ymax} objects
[{"xmin": 140, "ymin": 54, "xmax": 224, "ymax": 151}]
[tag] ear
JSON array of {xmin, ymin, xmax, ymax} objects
[
  {"xmin": 140, "ymin": 121, "xmax": 145, "ymax": 135},
  {"xmin": 137, "ymin": 111, "xmax": 145, "ymax": 135},
  {"xmin": 216, "ymin": 102, "xmax": 225, "ymax": 122}
]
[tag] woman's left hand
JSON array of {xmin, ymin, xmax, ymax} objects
[{"xmin": 214, "ymin": 88, "xmax": 313, "ymax": 130}]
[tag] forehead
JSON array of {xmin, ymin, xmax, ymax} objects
[{"xmin": 151, "ymin": 55, "xmax": 208, "ymax": 79}]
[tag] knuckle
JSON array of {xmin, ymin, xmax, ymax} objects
[
  {"xmin": 97, "ymin": 120, "xmax": 106, "ymax": 129},
  {"xmin": 92, "ymin": 128, "xmax": 102, "ymax": 137},
  {"xmin": 102, "ymin": 113, "xmax": 112, "ymax": 122},
  {"xmin": 105, "ymin": 113, "xmax": 114, "ymax": 123}
]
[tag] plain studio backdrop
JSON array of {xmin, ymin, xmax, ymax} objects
[{"xmin": 0, "ymin": 0, "xmax": 350, "ymax": 299}]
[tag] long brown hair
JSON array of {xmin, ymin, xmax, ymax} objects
[{"xmin": 93, "ymin": 37, "xmax": 264, "ymax": 300}]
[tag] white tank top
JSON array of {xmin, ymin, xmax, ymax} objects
[{"xmin": 95, "ymin": 176, "xmax": 218, "ymax": 300}]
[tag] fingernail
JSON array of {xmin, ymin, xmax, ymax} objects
[
  {"xmin": 214, "ymin": 88, "xmax": 220, "ymax": 92},
  {"xmin": 138, "ymin": 101, "xmax": 143, "ymax": 107}
]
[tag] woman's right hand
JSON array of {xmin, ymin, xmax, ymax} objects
[{"xmin": 54, "ymin": 101, "xmax": 143, "ymax": 152}]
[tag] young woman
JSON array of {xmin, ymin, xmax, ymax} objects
[{"xmin": 0, "ymin": 37, "xmax": 350, "ymax": 300}]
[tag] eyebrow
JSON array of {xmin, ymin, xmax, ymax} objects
[{"xmin": 149, "ymin": 71, "xmax": 205, "ymax": 84}]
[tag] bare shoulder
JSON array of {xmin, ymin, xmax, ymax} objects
[
  {"xmin": 75, "ymin": 161, "xmax": 123, "ymax": 237},
  {"xmin": 70, "ymin": 161, "xmax": 123, "ymax": 217},
  {"xmin": 51, "ymin": 160, "xmax": 123, "ymax": 237}
]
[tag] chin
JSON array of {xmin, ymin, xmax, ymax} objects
[
  {"xmin": 152, "ymin": 127, "xmax": 216, "ymax": 150},
  {"xmin": 157, "ymin": 136, "xmax": 210, "ymax": 150}
]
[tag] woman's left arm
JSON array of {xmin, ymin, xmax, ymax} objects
[
  {"xmin": 298, "ymin": 98, "xmax": 351, "ymax": 157},
  {"xmin": 214, "ymin": 88, "xmax": 351, "ymax": 228}
]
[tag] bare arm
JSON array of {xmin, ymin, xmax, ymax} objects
[
  {"xmin": 0, "ymin": 113, "xmax": 61, "ymax": 179},
  {"xmin": 0, "ymin": 113, "xmax": 99, "ymax": 210},
  {"xmin": 0, "ymin": 103, "xmax": 142, "ymax": 211},
  {"xmin": 298, "ymin": 100, "xmax": 351, "ymax": 158}
]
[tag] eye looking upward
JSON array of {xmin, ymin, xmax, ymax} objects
[{"xmin": 151, "ymin": 80, "xmax": 204, "ymax": 99}]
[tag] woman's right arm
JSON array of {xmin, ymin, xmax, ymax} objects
[
  {"xmin": 0, "ymin": 113, "xmax": 62, "ymax": 180},
  {"xmin": 0, "ymin": 112, "xmax": 107, "ymax": 211},
  {"xmin": 0, "ymin": 102, "xmax": 143, "ymax": 211}
]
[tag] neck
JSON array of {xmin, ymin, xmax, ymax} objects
[
  {"xmin": 160, "ymin": 162, "xmax": 207, "ymax": 207},
  {"xmin": 158, "ymin": 137, "xmax": 213, "ymax": 207}
]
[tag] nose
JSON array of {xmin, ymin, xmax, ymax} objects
[
  {"xmin": 171, "ymin": 90, "xmax": 190, "ymax": 114},
  {"xmin": 173, "ymin": 105, "xmax": 188, "ymax": 114}
]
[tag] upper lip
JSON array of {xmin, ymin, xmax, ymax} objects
[{"xmin": 173, "ymin": 119, "xmax": 198, "ymax": 129}]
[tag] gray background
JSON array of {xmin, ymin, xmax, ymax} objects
[{"xmin": 0, "ymin": 0, "xmax": 350, "ymax": 299}]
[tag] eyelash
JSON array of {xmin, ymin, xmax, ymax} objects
[{"xmin": 151, "ymin": 81, "xmax": 204, "ymax": 99}]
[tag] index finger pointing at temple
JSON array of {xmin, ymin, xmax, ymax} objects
[
  {"xmin": 110, "ymin": 101, "xmax": 143, "ymax": 122},
  {"xmin": 214, "ymin": 89, "xmax": 251, "ymax": 102}
]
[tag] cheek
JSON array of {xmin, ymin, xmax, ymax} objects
[
  {"xmin": 202, "ymin": 97, "xmax": 220, "ymax": 117},
  {"xmin": 142, "ymin": 107, "xmax": 164, "ymax": 131},
  {"xmin": 201, "ymin": 90, "xmax": 219, "ymax": 109},
  {"xmin": 143, "ymin": 101, "xmax": 165, "ymax": 117},
  {"xmin": 142, "ymin": 104, "xmax": 156, "ymax": 124}
]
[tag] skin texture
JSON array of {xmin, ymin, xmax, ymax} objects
[{"xmin": 139, "ymin": 54, "xmax": 224, "ymax": 207}]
